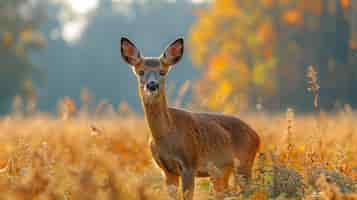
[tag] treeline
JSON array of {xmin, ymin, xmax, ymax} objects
[
  {"xmin": 190, "ymin": 0, "xmax": 357, "ymax": 112},
  {"xmin": 2, "ymin": 0, "xmax": 357, "ymax": 113},
  {"xmin": 0, "ymin": 0, "xmax": 46, "ymax": 113},
  {"xmin": 1, "ymin": 0, "xmax": 199, "ymax": 113}
]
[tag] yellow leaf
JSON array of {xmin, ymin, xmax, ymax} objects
[{"xmin": 2, "ymin": 32, "xmax": 13, "ymax": 47}]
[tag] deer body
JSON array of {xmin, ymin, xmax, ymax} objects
[{"xmin": 120, "ymin": 37, "xmax": 260, "ymax": 200}]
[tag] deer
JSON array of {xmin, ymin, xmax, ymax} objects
[{"xmin": 119, "ymin": 37, "xmax": 260, "ymax": 200}]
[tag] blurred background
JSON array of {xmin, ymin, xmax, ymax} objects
[{"xmin": 1, "ymin": 0, "xmax": 357, "ymax": 114}]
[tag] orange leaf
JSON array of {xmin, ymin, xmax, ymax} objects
[{"xmin": 283, "ymin": 9, "xmax": 303, "ymax": 25}]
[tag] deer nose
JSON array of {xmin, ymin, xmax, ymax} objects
[{"xmin": 146, "ymin": 81, "xmax": 159, "ymax": 92}]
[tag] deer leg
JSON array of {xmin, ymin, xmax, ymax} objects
[
  {"xmin": 235, "ymin": 158, "xmax": 253, "ymax": 192},
  {"xmin": 210, "ymin": 166, "xmax": 232, "ymax": 200},
  {"xmin": 164, "ymin": 171, "xmax": 179, "ymax": 200},
  {"xmin": 181, "ymin": 169, "xmax": 195, "ymax": 200}
]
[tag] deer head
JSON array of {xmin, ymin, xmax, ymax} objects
[{"xmin": 120, "ymin": 37, "xmax": 184, "ymax": 102}]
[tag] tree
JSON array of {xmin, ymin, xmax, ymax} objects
[
  {"xmin": 189, "ymin": 0, "xmax": 355, "ymax": 112},
  {"xmin": 0, "ymin": 0, "xmax": 46, "ymax": 112},
  {"xmin": 190, "ymin": 0, "xmax": 277, "ymax": 113}
]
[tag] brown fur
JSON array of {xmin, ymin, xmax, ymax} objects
[
  {"xmin": 120, "ymin": 37, "xmax": 260, "ymax": 200},
  {"xmin": 142, "ymin": 89, "xmax": 260, "ymax": 200}
]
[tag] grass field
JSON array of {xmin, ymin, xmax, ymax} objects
[{"xmin": 0, "ymin": 109, "xmax": 356, "ymax": 200}]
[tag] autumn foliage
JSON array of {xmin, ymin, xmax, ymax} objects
[{"xmin": 189, "ymin": 0, "xmax": 355, "ymax": 112}]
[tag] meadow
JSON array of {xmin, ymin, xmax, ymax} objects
[
  {"xmin": 0, "ymin": 102, "xmax": 356, "ymax": 200},
  {"xmin": 1, "ymin": 0, "xmax": 357, "ymax": 199}
]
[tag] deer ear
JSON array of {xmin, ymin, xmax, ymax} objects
[
  {"xmin": 161, "ymin": 38, "xmax": 184, "ymax": 66},
  {"xmin": 120, "ymin": 37, "xmax": 142, "ymax": 66}
]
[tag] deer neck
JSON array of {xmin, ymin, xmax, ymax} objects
[{"xmin": 141, "ymin": 89, "xmax": 172, "ymax": 140}]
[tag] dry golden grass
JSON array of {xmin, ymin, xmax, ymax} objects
[{"xmin": 0, "ymin": 109, "xmax": 356, "ymax": 200}]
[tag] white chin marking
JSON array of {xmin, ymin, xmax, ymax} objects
[{"xmin": 144, "ymin": 90, "xmax": 158, "ymax": 101}]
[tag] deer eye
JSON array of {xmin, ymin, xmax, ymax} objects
[
  {"xmin": 138, "ymin": 70, "xmax": 144, "ymax": 76},
  {"xmin": 159, "ymin": 70, "xmax": 166, "ymax": 76}
]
